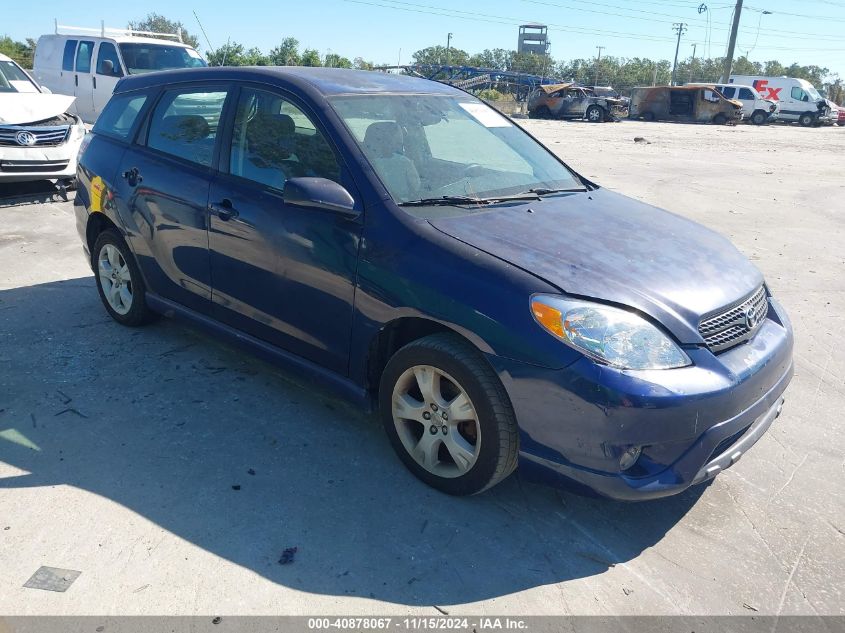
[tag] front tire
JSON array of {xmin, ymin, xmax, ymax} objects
[
  {"xmin": 586, "ymin": 105, "xmax": 604, "ymax": 122},
  {"xmin": 713, "ymin": 114, "xmax": 728, "ymax": 125},
  {"xmin": 93, "ymin": 229, "xmax": 155, "ymax": 327},
  {"xmin": 751, "ymin": 110, "xmax": 768, "ymax": 126},
  {"xmin": 798, "ymin": 112, "xmax": 815, "ymax": 127},
  {"xmin": 379, "ymin": 334, "xmax": 519, "ymax": 495}
]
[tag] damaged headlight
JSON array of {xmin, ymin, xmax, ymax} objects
[{"xmin": 531, "ymin": 295, "xmax": 690, "ymax": 370}]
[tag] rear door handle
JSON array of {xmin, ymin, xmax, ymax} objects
[
  {"xmin": 121, "ymin": 167, "xmax": 142, "ymax": 187},
  {"xmin": 74, "ymin": 74, "xmax": 78, "ymax": 86},
  {"xmin": 209, "ymin": 200, "xmax": 239, "ymax": 221}
]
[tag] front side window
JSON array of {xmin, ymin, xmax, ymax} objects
[
  {"xmin": 330, "ymin": 94, "xmax": 581, "ymax": 207},
  {"xmin": 118, "ymin": 44, "xmax": 207, "ymax": 74},
  {"xmin": 146, "ymin": 89, "xmax": 227, "ymax": 167},
  {"xmin": 229, "ymin": 88, "xmax": 340, "ymax": 191},
  {"xmin": 93, "ymin": 92, "xmax": 148, "ymax": 139},
  {"xmin": 97, "ymin": 42, "xmax": 123, "ymax": 76},
  {"xmin": 62, "ymin": 39, "xmax": 78, "ymax": 71},
  {"xmin": 0, "ymin": 60, "xmax": 39, "ymax": 93},
  {"xmin": 75, "ymin": 41, "xmax": 94, "ymax": 73},
  {"xmin": 738, "ymin": 88, "xmax": 754, "ymax": 100},
  {"xmin": 791, "ymin": 86, "xmax": 807, "ymax": 101},
  {"xmin": 703, "ymin": 89, "xmax": 720, "ymax": 103}
]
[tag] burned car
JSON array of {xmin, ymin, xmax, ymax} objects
[
  {"xmin": 628, "ymin": 85, "xmax": 743, "ymax": 125},
  {"xmin": 0, "ymin": 53, "xmax": 85, "ymax": 185},
  {"xmin": 528, "ymin": 83, "xmax": 626, "ymax": 122}
]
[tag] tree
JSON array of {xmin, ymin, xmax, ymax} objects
[
  {"xmin": 324, "ymin": 53, "xmax": 353, "ymax": 69},
  {"xmin": 412, "ymin": 45, "xmax": 469, "ymax": 66},
  {"xmin": 127, "ymin": 13, "xmax": 200, "ymax": 49},
  {"xmin": 353, "ymin": 57, "xmax": 375, "ymax": 71},
  {"xmin": 301, "ymin": 48, "xmax": 321, "ymax": 67},
  {"xmin": 0, "ymin": 35, "xmax": 34, "ymax": 68},
  {"xmin": 268, "ymin": 37, "xmax": 301, "ymax": 66},
  {"xmin": 206, "ymin": 42, "xmax": 248, "ymax": 66}
]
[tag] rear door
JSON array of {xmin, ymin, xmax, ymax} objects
[
  {"xmin": 207, "ymin": 84, "xmax": 363, "ymax": 373},
  {"xmin": 93, "ymin": 41, "xmax": 124, "ymax": 119},
  {"xmin": 113, "ymin": 83, "xmax": 231, "ymax": 314},
  {"xmin": 73, "ymin": 40, "xmax": 96, "ymax": 122}
]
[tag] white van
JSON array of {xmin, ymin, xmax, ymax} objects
[
  {"xmin": 729, "ymin": 75, "xmax": 836, "ymax": 126},
  {"xmin": 688, "ymin": 82, "xmax": 778, "ymax": 125},
  {"xmin": 33, "ymin": 22, "xmax": 206, "ymax": 124}
]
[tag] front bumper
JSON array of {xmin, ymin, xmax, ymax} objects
[
  {"xmin": 0, "ymin": 137, "xmax": 83, "ymax": 182},
  {"xmin": 489, "ymin": 297, "xmax": 794, "ymax": 500}
]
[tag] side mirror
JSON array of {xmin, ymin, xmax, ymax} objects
[{"xmin": 283, "ymin": 177, "xmax": 358, "ymax": 218}]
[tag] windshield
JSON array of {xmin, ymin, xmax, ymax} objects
[
  {"xmin": 0, "ymin": 60, "xmax": 39, "ymax": 93},
  {"xmin": 329, "ymin": 94, "xmax": 582, "ymax": 206},
  {"xmin": 118, "ymin": 43, "xmax": 207, "ymax": 74},
  {"xmin": 804, "ymin": 85, "xmax": 822, "ymax": 101}
]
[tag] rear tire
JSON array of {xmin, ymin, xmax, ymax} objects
[
  {"xmin": 92, "ymin": 229, "xmax": 156, "ymax": 327},
  {"xmin": 530, "ymin": 106, "xmax": 552, "ymax": 119},
  {"xmin": 798, "ymin": 112, "xmax": 815, "ymax": 127},
  {"xmin": 379, "ymin": 333, "xmax": 519, "ymax": 495}
]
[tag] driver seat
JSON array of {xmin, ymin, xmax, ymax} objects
[{"xmin": 363, "ymin": 122, "xmax": 420, "ymax": 200}]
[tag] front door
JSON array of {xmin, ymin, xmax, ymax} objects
[
  {"xmin": 93, "ymin": 41, "xmax": 123, "ymax": 119},
  {"xmin": 208, "ymin": 85, "xmax": 363, "ymax": 373},
  {"xmin": 113, "ymin": 84, "xmax": 231, "ymax": 314},
  {"xmin": 73, "ymin": 40, "xmax": 95, "ymax": 123}
]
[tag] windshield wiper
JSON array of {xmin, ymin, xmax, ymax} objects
[
  {"xmin": 524, "ymin": 187, "xmax": 587, "ymax": 195},
  {"xmin": 400, "ymin": 193, "xmax": 542, "ymax": 207}
]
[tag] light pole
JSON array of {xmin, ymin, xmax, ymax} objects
[
  {"xmin": 446, "ymin": 32, "xmax": 453, "ymax": 66},
  {"xmin": 671, "ymin": 23, "xmax": 687, "ymax": 86},
  {"xmin": 721, "ymin": 0, "xmax": 744, "ymax": 82},
  {"xmin": 595, "ymin": 46, "xmax": 605, "ymax": 86},
  {"xmin": 689, "ymin": 43, "xmax": 697, "ymax": 83}
]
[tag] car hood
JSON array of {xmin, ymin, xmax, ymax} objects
[
  {"xmin": 0, "ymin": 93, "xmax": 76, "ymax": 125},
  {"xmin": 428, "ymin": 187, "xmax": 763, "ymax": 343}
]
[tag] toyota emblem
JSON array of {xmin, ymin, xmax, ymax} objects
[
  {"xmin": 15, "ymin": 131, "xmax": 36, "ymax": 146},
  {"xmin": 744, "ymin": 305, "xmax": 759, "ymax": 330}
]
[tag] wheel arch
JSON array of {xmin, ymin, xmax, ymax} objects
[
  {"xmin": 366, "ymin": 317, "xmax": 494, "ymax": 397},
  {"xmin": 86, "ymin": 212, "xmax": 122, "ymax": 265}
]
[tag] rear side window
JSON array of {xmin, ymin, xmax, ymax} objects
[
  {"xmin": 146, "ymin": 89, "xmax": 228, "ymax": 167},
  {"xmin": 76, "ymin": 41, "xmax": 94, "ymax": 73},
  {"xmin": 738, "ymin": 88, "xmax": 754, "ymax": 100},
  {"xmin": 62, "ymin": 40, "xmax": 78, "ymax": 71},
  {"xmin": 93, "ymin": 92, "xmax": 149, "ymax": 140},
  {"xmin": 719, "ymin": 86, "xmax": 736, "ymax": 98},
  {"xmin": 97, "ymin": 42, "xmax": 122, "ymax": 76}
]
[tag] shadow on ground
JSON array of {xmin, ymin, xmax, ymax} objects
[
  {"xmin": 0, "ymin": 278, "xmax": 706, "ymax": 606},
  {"xmin": 0, "ymin": 181, "xmax": 72, "ymax": 208}
]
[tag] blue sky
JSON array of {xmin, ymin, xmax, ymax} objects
[{"xmin": 5, "ymin": 0, "xmax": 844, "ymax": 75}]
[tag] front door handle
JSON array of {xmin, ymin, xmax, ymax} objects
[
  {"xmin": 121, "ymin": 167, "xmax": 142, "ymax": 187},
  {"xmin": 75, "ymin": 74, "xmax": 78, "ymax": 87},
  {"xmin": 209, "ymin": 200, "xmax": 239, "ymax": 221}
]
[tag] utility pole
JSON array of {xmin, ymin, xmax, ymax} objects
[
  {"xmin": 689, "ymin": 43, "xmax": 697, "ymax": 83},
  {"xmin": 670, "ymin": 23, "xmax": 687, "ymax": 86},
  {"xmin": 595, "ymin": 46, "xmax": 605, "ymax": 86},
  {"xmin": 721, "ymin": 0, "xmax": 744, "ymax": 82},
  {"xmin": 446, "ymin": 32, "xmax": 453, "ymax": 66}
]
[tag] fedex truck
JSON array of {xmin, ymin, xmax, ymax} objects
[{"xmin": 729, "ymin": 75, "xmax": 836, "ymax": 126}]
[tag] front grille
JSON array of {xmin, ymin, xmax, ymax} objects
[
  {"xmin": 0, "ymin": 159, "xmax": 70, "ymax": 173},
  {"xmin": 699, "ymin": 285, "xmax": 768, "ymax": 353},
  {"xmin": 0, "ymin": 125, "xmax": 70, "ymax": 147}
]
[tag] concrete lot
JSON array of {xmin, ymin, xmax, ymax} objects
[{"xmin": 0, "ymin": 120, "xmax": 843, "ymax": 616}]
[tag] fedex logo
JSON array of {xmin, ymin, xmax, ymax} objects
[{"xmin": 752, "ymin": 80, "xmax": 782, "ymax": 100}]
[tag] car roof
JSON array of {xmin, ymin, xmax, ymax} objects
[
  {"xmin": 114, "ymin": 66, "xmax": 463, "ymax": 97},
  {"xmin": 41, "ymin": 33, "xmax": 193, "ymax": 47}
]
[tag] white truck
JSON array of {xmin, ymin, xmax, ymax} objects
[
  {"xmin": 33, "ymin": 21, "xmax": 206, "ymax": 124},
  {"xmin": 729, "ymin": 75, "xmax": 837, "ymax": 126},
  {"xmin": 687, "ymin": 82, "xmax": 778, "ymax": 124}
]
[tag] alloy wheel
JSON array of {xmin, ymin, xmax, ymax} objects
[
  {"xmin": 98, "ymin": 243, "xmax": 133, "ymax": 315},
  {"xmin": 391, "ymin": 365, "xmax": 480, "ymax": 478}
]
